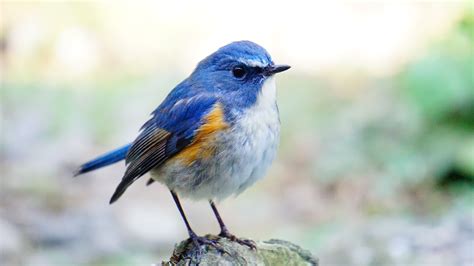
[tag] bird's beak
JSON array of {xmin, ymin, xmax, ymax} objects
[{"xmin": 264, "ymin": 64, "xmax": 291, "ymax": 76}]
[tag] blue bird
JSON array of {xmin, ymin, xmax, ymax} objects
[{"xmin": 75, "ymin": 40, "xmax": 290, "ymax": 251}]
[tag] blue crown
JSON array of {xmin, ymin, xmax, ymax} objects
[{"xmin": 196, "ymin": 40, "xmax": 274, "ymax": 72}]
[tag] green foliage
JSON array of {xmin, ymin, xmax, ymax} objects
[{"xmin": 399, "ymin": 9, "xmax": 474, "ymax": 188}]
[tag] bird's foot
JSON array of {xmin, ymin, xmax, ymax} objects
[
  {"xmin": 188, "ymin": 233, "xmax": 229, "ymax": 256},
  {"xmin": 219, "ymin": 231, "xmax": 257, "ymax": 250}
]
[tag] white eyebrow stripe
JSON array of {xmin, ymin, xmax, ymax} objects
[{"xmin": 238, "ymin": 58, "xmax": 267, "ymax": 68}]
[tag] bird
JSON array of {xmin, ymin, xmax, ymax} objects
[{"xmin": 74, "ymin": 40, "xmax": 290, "ymax": 252}]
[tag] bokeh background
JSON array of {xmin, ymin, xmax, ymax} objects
[{"xmin": 1, "ymin": 1, "xmax": 473, "ymax": 265}]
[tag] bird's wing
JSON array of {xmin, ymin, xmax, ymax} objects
[{"xmin": 109, "ymin": 94, "xmax": 227, "ymax": 203}]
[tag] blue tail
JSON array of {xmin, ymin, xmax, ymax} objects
[{"xmin": 74, "ymin": 144, "xmax": 131, "ymax": 176}]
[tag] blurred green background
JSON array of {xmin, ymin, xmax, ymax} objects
[{"xmin": 1, "ymin": 1, "xmax": 473, "ymax": 265}]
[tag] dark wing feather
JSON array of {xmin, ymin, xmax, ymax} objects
[
  {"xmin": 109, "ymin": 127, "xmax": 171, "ymax": 203},
  {"xmin": 146, "ymin": 178, "xmax": 155, "ymax": 186},
  {"xmin": 125, "ymin": 127, "xmax": 170, "ymax": 164},
  {"xmin": 109, "ymin": 94, "xmax": 219, "ymax": 204}
]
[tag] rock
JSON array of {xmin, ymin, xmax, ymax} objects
[{"xmin": 161, "ymin": 235, "xmax": 318, "ymax": 266}]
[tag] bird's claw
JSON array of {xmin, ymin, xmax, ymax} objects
[{"xmin": 188, "ymin": 234, "xmax": 229, "ymax": 256}]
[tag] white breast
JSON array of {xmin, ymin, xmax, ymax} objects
[
  {"xmin": 153, "ymin": 77, "xmax": 280, "ymax": 200},
  {"xmin": 218, "ymin": 77, "xmax": 281, "ymax": 197}
]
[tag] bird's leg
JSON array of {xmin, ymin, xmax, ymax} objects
[
  {"xmin": 209, "ymin": 200, "xmax": 256, "ymax": 249},
  {"xmin": 170, "ymin": 191, "xmax": 227, "ymax": 255}
]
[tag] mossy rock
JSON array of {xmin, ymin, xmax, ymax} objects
[{"xmin": 161, "ymin": 235, "xmax": 318, "ymax": 266}]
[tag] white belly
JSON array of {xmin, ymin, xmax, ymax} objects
[{"xmin": 152, "ymin": 77, "xmax": 280, "ymax": 200}]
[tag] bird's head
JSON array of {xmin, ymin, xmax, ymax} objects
[{"xmin": 189, "ymin": 41, "xmax": 290, "ymax": 107}]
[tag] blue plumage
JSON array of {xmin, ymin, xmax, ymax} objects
[
  {"xmin": 74, "ymin": 40, "xmax": 290, "ymax": 252},
  {"xmin": 75, "ymin": 41, "xmax": 290, "ymax": 203},
  {"xmin": 109, "ymin": 95, "xmax": 219, "ymax": 203},
  {"xmin": 74, "ymin": 143, "xmax": 131, "ymax": 176}
]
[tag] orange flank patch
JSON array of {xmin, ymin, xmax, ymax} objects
[{"xmin": 174, "ymin": 103, "xmax": 229, "ymax": 165}]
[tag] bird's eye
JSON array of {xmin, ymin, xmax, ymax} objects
[{"xmin": 232, "ymin": 66, "xmax": 247, "ymax": 79}]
